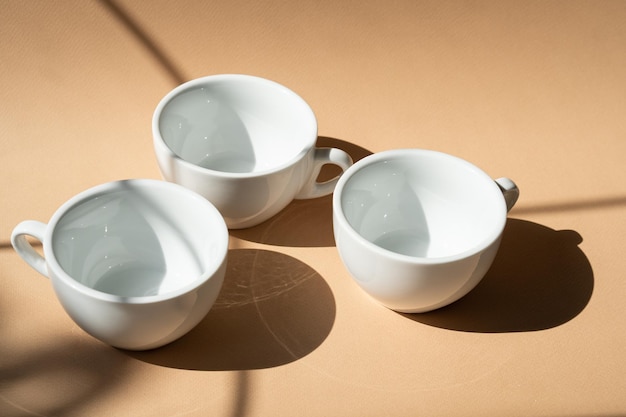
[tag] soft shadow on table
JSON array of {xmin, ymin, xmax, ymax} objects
[
  {"xmin": 229, "ymin": 136, "xmax": 373, "ymax": 247},
  {"xmin": 0, "ymin": 337, "xmax": 131, "ymax": 416},
  {"xmin": 403, "ymin": 219, "xmax": 594, "ymax": 332},
  {"xmin": 127, "ymin": 249, "xmax": 336, "ymax": 370}
]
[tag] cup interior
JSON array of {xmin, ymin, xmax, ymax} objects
[
  {"xmin": 157, "ymin": 76, "xmax": 317, "ymax": 174},
  {"xmin": 51, "ymin": 182, "xmax": 227, "ymax": 298},
  {"xmin": 339, "ymin": 151, "xmax": 506, "ymax": 259}
]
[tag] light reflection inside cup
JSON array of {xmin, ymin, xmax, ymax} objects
[
  {"xmin": 52, "ymin": 190, "xmax": 204, "ymax": 297},
  {"xmin": 340, "ymin": 157, "xmax": 504, "ymax": 259},
  {"xmin": 158, "ymin": 83, "xmax": 313, "ymax": 174}
]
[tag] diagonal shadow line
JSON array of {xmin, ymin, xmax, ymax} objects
[
  {"xmin": 513, "ymin": 196, "xmax": 626, "ymax": 215},
  {"xmin": 0, "ymin": 240, "xmax": 41, "ymax": 250},
  {"xmin": 97, "ymin": 0, "xmax": 186, "ymax": 85}
]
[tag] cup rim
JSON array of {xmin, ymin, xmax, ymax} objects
[
  {"xmin": 42, "ymin": 179, "xmax": 229, "ymax": 304},
  {"xmin": 152, "ymin": 73, "xmax": 318, "ymax": 178},
  {"xmin": 333, "ymin": 148, "xmax": 508, "ymax": 264}
]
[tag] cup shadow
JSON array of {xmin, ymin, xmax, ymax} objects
[
  {"xmin": 403, "ymin": 219, "xmax": 594, "ymax": 332},
  {"xmin": 126, "ymin": 249, "xmax": 336, "ymax": 370},
  {"xmin": 229, "ymin": 136, "xmax": 373, "ymax": 247}
]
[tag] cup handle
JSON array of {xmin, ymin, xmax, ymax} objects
[
  {"xmin": 295, "ymin": 147, "xmax": 353, "ymax": 199},
  {"xmin": 495, "ymin": 177, "xmax": 519, "ymax": 212},
  {"xmin": 11, "ymin": 220, "xmax": 49, "ymax": 278}
]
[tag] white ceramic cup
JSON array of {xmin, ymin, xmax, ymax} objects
[
  {"xmin": 11, "ymin": 179, "xmax": 229, "ymax": 350},
  {"xmin": 152, "ymin": 74, "xmax": 353, "ymax": 229},
  {"xmin": 333, "ymin": 149, "xmax": 519, "ymax": 313}
]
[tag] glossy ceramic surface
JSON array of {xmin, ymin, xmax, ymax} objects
[
  {"xmin": 11, "ymin": 179, "xmax": 229, "ymax": 350},
  {"xmin": 333, "ymin": 149, "xmax": 518, "ymax": 313},
  {"xmin": 153, "ymin": 74, "xmax": 352, "ymax": 229}
]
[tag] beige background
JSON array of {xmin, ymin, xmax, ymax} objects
[{"xmin": 1, "ymin": 1, "xmax": 625, "ymax": 416}]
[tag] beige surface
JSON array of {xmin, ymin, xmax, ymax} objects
[{"xmin": 1, "ymin": 1, "xmax": 626, "ymax": 416}]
